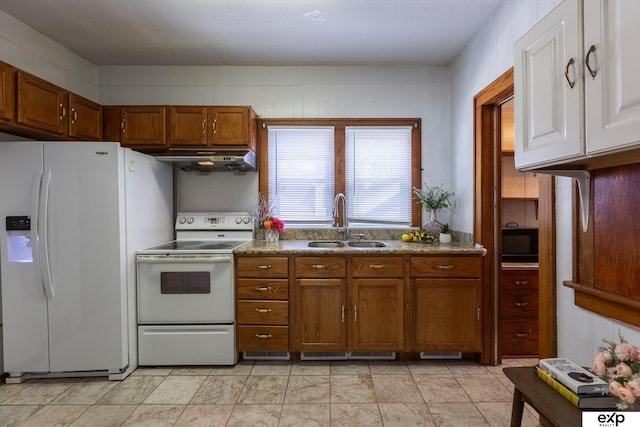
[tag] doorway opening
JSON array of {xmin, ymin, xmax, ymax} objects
[{"xmin": 473, "ymin": 68, "xmax": 556, "ymax": 365}]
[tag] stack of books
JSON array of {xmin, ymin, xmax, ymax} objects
[{"xmin": 533, "ymin": 357, "xmax": 616, "ymax": 409}]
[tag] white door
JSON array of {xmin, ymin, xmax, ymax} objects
[
  {"xmin": 514, "ymin": 0, "xmax": 584, "ymax": 170},
  {"xmin": 44, "ymin": 142, "xmax": 128, "ymax": 372},
  {"xmin": 584, "ymin": 0, "xmax": 640, "ymax": 154},
  {"xmin": 0, "ymin": 142, "xmax": 50, "ymax": 374}
]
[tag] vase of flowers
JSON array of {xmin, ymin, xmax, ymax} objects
[
  {"xmin": 263, "ymin": 216, "xmax": 284, "ymax": 243},
  {"xmin": 413, "ymin": 184, "xmax": 454, "ymax": 237},
  {"xmin": 592, "ymin": 333, "xmax": 640, "ymax": 410}
]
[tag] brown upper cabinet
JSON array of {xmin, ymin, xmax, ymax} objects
[
  {"xmin": 103, "ymin": 106, "xmax": 168, "ymax": 150},
  {"xmin": 169, "ymin": 106, "xmax": 257, "ymax": 150},
  {"xmin": 0, "ymin": 61, "xmax": 15, "ymax": 123},
  {"xmin": 68, "ymin": 93, "xmax": 103, "ymax": 141},
  {"xmin": 17, "ymin": 71, "xmax": 68, "ymax": 136}
]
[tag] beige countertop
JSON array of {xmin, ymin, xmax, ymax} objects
[{"xmin": 234, "ymin": 239, "xmax": 487, "ymax": 255}]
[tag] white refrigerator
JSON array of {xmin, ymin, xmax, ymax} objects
[{"xmin": 0, "ymin": 141, "xmax": 173, "ymax": 382}]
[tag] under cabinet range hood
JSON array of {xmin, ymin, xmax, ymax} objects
[{"xmin": 155, "ymin": 148, "xmax": 257, "ymax": 173}]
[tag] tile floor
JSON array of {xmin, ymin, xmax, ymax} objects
[{"xmin": 0, "ymin": 357, "xmax": 543, "ymax": 427}]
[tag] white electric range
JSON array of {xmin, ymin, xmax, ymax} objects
[{"xmin": 136, "ymin": 212, "xmax": 253, "ymax": 366}]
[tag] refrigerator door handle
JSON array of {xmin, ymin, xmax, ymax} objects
[
  {"xmin": 38, "ymin": 169, "xmax": 55, "ymax": 300},
  {"xmin": 31, "ymin": 169, "xmax": 43, "ymax": 293}
]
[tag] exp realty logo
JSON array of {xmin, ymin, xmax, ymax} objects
[{"xmin": 583, "ymin": 412, "xmax": 640, "ymax": 427}]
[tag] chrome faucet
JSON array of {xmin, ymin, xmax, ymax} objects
[{"xmin": 333, "ymin": 192, "xmax": 348, "ymax": 240}]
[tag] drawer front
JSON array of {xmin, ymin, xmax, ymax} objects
[
  {"xmin": 237, "ymin": 256, "xmax": 288, "ymax": 278},
  {"xmin": 501, "ymin": 320, "xmax": 538, "ymax": 355},
  {"xmin": 237, "ymin": 300, "xmax": 288, "ymax": 325},
  {"xmin": 501, "ymin": 270, "xmax": 538, "ymax": 290},
  {"xmin": 237, "ymin": 279, "xmax": 289, "ymax": 300},
  {"xmin": 410, "ymin": 256, "xmax": 482, "ymax": 278},
  {"xmin": 352, "ymin": 256, "xmax": 403, "ymax": 277},
  {"xmin": 500, "ymin": 292, "xmax": 539, "ymax": 317},
  {"xmin": 295, "ymin": 257, "xmax": 346, "ymax": 278},
  {"xmin": 237, "ymin": 325, "xmax": 289, "ymax": 351}
]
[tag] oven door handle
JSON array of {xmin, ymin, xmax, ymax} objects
[{"xmin": 137, "ymin": 256, "xmax": 233, "ymax": 264}]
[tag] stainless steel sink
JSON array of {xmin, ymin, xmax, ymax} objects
[
  {"xmin": 347, "ymin": 241, "xmax": 386, "ymax": 248},
  {"xmin": 307, "ymin": 241, "xmax": 345, "ymax": 248}
]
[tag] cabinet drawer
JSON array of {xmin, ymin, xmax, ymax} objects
[
  {"xmin": 295, "ymin": 257, "xmax": 345, "ymax": 278},
  {"xmin": 352, "ymin": 256, "xmax": 403, "ymax": 277},
  {"xmin": 500, "ymin": 292, "xmax": 538, "ymax": 317},
  {"xmin": 501, "ymin": 319, "xmax": 538, "ymax": 355},
  {"xmin": 237, "ymin": 301, "xmax": 288, "ymax": 325},
  {"xmin": 237, "ymin": 279, "xmax": 288, "ymax": 300},
  {"xmin": 237, "ymin": 256, "xmax": 288, "ymax": 278},
  {"xmin": 237, "ymin": 325, "xmax": 289, "ymax": 351},
  {"xmin": 410, "ymin": 256, "xmax": 481, "ymax": 278},
  {"xmin": 501, "ymin": 270, "xmax": 538, "ymax": 290}
]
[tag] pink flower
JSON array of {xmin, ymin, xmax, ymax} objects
[
  {"xmin": 593, "ymin": 353, "xmax": 608, "ymax": 375},
  {"xmin": 610, "ymin": 380, "xmax": 625, "ymax": 397},
  {"xmin": 618, "ymin": 385, "xmax": 637, "ymax": 405},
  {"xmin": 616, "ymin": 343, "xmax": 639, "ymax": 362},
  {"xmin": 626, "ymin": 378, "xmax": 640, "ymax": 397},
  {"xmin": 613, "ymin": 363, "xmax": 634, "ymax": 378}
]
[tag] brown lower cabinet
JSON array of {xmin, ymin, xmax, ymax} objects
[
  {"xmin": 236, "ymin": 256, "xmax": 289, "ymax": 351},
  {"xmin": 235, "ymin": 252, "xmax": 485, "ymax": 359},
  {"xmin": 500, "ymin": 268, "xmax": 539, "ymax": 356}
]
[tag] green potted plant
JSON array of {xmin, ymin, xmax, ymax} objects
[{"xmin": 439, "ymin": 223, "xmax": 452, "ymax": 244}]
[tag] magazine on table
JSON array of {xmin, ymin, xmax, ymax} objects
[{"xmin": 539, "ymin": 358, "xmax": 610, "ymax": 395}]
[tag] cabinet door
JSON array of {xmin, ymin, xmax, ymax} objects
[
  {"xmin": 350, "ymin": 278, "xmax": 404, "ymax": 351},
  {"xmin": 120, "ymin": 107, "xmax": 167, "ymax": 149},
  {"xmin": 17, "ymin": 72, "xmax": 68, "ymax": 135},
  {"xmin": 295, "ymin": 278, "xmax": 346, "ymax": 351},
  {"xmin": 0, "ymin": 61, "xmax": 15, "ymax": 122},
  {"xmin": 584, "ymin": 0, "xmax": 640, "ymax": 154},
  {"xmin": 169, "ymin": 106, "xmax": 208, "ymax": 147},
  {"xmin": 412, "ymin": 278, "xmax": 481, "ymax": 351},
  {"xmin": 514, "ymin": 0, "xmax": 583, "ymax": 169},
  {"xmin": 68, "ymin": 93, "xmax": 102, "ymax": 140},
  {"xmin": 210, "ymin": 106, "xmax": 254, "ymax": 147}
]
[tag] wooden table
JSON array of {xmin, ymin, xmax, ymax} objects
[{"xmin": 503, "ymin": 366, "xmax": 581, "ymax": 427}]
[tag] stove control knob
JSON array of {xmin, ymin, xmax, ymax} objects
[
  {"xmin": 243, "ymin": 216, "xmax": 251, "ymax": 224},
  {"xmin": 178, "ymin": 217, "xmax": 186, "ymax": 224},
  {"xmin": 186, "ymin": 217, "xmax": 194, "ymax": 224},
  {"xmin": 235, "ymin": 216, "xmax": 242, "ymax": 224}
]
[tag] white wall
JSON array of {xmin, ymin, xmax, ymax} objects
[
  {"xmin": 451, "ymin": 0, "xmax": 640, "ymax": 366},
  {"xmin": 0, "ymin": 11, "xmax": 98, "ymax": 101},
  {"xmin": 98, "ymin": 65, "xmax": 452, "ymax": 215}
]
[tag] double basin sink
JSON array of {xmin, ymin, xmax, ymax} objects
[{"xmin": 307, "ymin": 240, "xmax": 386, "ymax": 248}]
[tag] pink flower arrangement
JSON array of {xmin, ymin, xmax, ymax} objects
[
  {"xmin": 593, "ymin": 334, "xmax": 640, "ymax": 409},
  {"xmin": 263, "ymin": 216, "xmax": 284, "ymax": 232}
]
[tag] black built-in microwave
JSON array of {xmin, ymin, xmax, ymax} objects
[{"xmin": 501, "ymin": 227, "xmax": 538, "ymax": 263}]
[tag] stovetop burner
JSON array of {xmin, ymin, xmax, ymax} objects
[{"xmin": 141, "ymin": 239, "xmax": 249, "ymax": 254}]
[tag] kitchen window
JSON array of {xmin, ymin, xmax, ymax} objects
[{"xmin": 259, "ymin": 119, "xmax": 422, "ymax": 228}]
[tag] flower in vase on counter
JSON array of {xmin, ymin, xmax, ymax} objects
[
  {"xmin": 263, "ymin": 216, "xmax": 284, "ymax": 232},
  {"xmin": 592, "ymin": 332, "xmax": 640, "ymax": 410}
]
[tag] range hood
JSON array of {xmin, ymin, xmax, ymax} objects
[{"xmin": 155, "ymin": 148, "xmax": 257, "ymax": 173}]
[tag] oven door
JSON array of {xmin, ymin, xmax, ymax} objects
[{"xmin": 137, "ymin": 254, "xmax": 234, "ymax": 323}]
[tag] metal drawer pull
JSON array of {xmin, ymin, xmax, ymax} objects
[
  {"xmin": 341, "ymin": 305, "xmax": 345, "ymax": 323},
  {"xmin": 59, "ymin": 104, "xmax": 66, "ymax": 120},
  {"xmin": 369, "ymin": 264, "xmax": 386, "ymax": 269},
  {"xmin": 202, "ymin": 119, "xmax": 206, "ymax": 134},
  {"xmin": 71, "ymin": 108, "xmax": 78, "ymax": 123},
  {"xmin": 255, "ymin": 286, "xmax": 272, "ymax": 291},
  {"xmin": 256, "ymin": 264, "xmax": 271, "ymax": 269},
  {"xmin": 514, "ymin": 332, "xmax": 529, "ymax": 338},
  {"xmin": 514, "ymin": 280, "xmax": 529, "ymax": 285},
  {"xmin": 255, "ymin": 308, "xmax": 272, "ymax": 313},
  {"xmin": 564, "ymin": 58, "xmax": 575, "ymax": 88},
  {"xmin": 255, "ymin": 333, "xmax": 272, "ymax": 339},
  {"xmin": 121, "ymin": 118, "xmax": 126, "ymax": 132},
  {"xmin": 436, "ymin": 264, "xmax": 454, "ymax": 270},
  {"xmin": 312, "ymin": 264, "xmax": 328, "ymax": 269},
  {"xmin": 514, "ymin": 302, "xmax": 529, "ymax": 307},
  {"xmin": 354, "ymin": 305, "xmax": 357, "ymax": 322}
]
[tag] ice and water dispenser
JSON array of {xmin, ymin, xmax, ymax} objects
[{"xmin": 6, "ymin": 216, "xmax": 33, "ymax": 263}]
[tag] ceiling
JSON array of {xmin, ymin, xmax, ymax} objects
[{"xmin": 0, "ymin": 0, "xmax": 505, "ymax": 66}]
